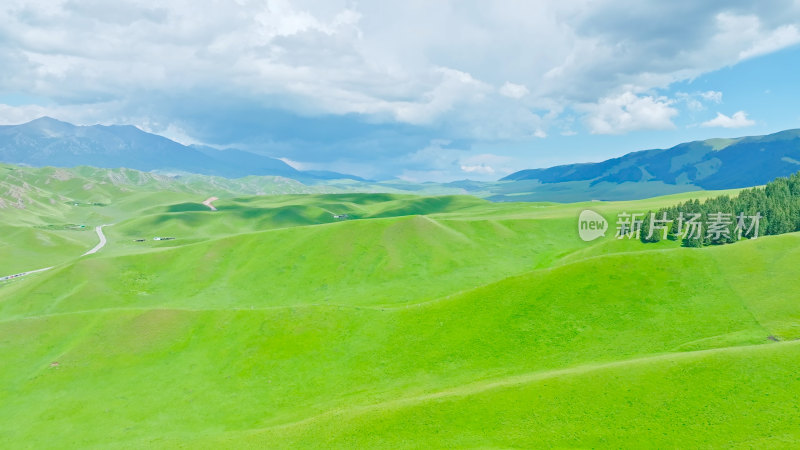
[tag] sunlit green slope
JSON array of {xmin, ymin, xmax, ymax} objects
[{"xmin": 204, "ymin": 341, "xmax": 800, "ymax": 449}]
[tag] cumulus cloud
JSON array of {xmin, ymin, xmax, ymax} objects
[
  {"xmin": 499, "ymin": 82, "xmax": 529, "ymax": 99},
  {"xmin": 2, "ymin": 2, "xmax": 798, "ymax": 125},
  {"xmin": 701, "ymin": 111, "xmax": 756, "ymax": 128},
  {"xmin": 581, "ymin": 92, "xmax": 678, "ymax": 134},
  {"xmin": 389, "ymin": 67, "xmax": 493, "ymax": 125}
]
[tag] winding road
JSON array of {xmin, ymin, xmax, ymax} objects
[
  {"xmin": 82, "ymin": 225, "xmax": 109, "ymax": 256},
  {"xmin": 0, "ymin": 224, "xmax": 110, "ymax": 282}
]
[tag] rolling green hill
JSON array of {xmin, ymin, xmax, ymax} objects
[
  {"xmin": 0, "ymin": 164, "xmax": 347, "ymax": 275},
  {"xmin": 0, "ymin": 166, "xmax": 797, "ymax": 448}
]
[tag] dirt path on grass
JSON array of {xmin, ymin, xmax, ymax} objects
[
  {"xmin": 202, "ymin": 196, "xmax": 219, "ymax": 211},
  {"xmin": 1, "ymin": 224, "xmax": 111, "ymax": 282},
  {"xmin": 82, "ymin": 225, "xmax": 109, "ymax": 256}
]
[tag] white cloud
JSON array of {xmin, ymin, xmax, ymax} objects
[
  {"xmin": 460, "ymin": 164, "xmax": 495, "ymax": 174},
  {"xmin": 682, "ymin": 97, "xmax": 704, "ymax": 112},
  {"xmin": 399, "ymin": 142, "xmax": 515, "ymax": 181},
  {"xmin": 700, "ymin": 91, "xmax": 723, "ymax": 103},
  {"xmin": 0, "ymin": 103, "xmax": 52, "ymax": 125},
  {"xmin": 389, "ymin": 67, "xmax": 492, "ymax": 125},
  {"xmin": 499, "ymin": 82, "xmax": 529, "ymax": 99},
  {"xmin": 1, "ymin": 0, "xmax": 799, "ymax": 175},
  {"xmin": 581, "ymin": 92, "xmax": 678, "ymax": 134},
  {"xmin": 701, "ymin": 111, "xmax": 756, "ymax": 128},
  {"xmin": 675, "ymin": 90, "xmax": 723, "ymax": 111},
  {"xmin": 139, "ymin": 122, "xmax": 204, "ymax": 146},
  {"xmin": 739, "ymin": 24, "xmax": 800, "ymax": 60},
  {"xmin": 1, "ymin": 1, "xmax": 798, "ymax": 134},
  {"xmin": 459, "ymin": 153, "xmax": 515, "ymax": 177},
  {"xmin": 0, "ymin": 101, "xmax": 127, "ymax": 126}
]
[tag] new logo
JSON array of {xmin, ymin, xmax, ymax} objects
[{"xmin": 578, "ymin": 210, "xmax": 608, "ymax": 241}]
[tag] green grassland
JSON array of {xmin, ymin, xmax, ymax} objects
[{"xmin": 0, "ymin": 165, "xmax": 797, "ymax": 448}]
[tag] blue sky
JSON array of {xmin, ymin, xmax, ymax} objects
[{"xmin": 1, "ymin": 0, "xmax": 800, "ymax": 181}]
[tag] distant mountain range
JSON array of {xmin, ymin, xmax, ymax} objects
[
  {"xmin": 3, "ymin": 117, "xmax": 800, "ymax": 202},
  {"xmin": 0, "ymin": 117, "xmax": 365, "ymax": 182},
  {"xmin": 502, "ymin": 129, "xmax": 800, "ymax": 190}
]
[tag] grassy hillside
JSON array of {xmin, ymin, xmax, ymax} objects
[
  {"xmin": 0, "ymin": 169, "xmax": 797, "ymax": 448},
  {"xmin": 206, "ymin": 341, "xmax": 800, "ymax": 448}
]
